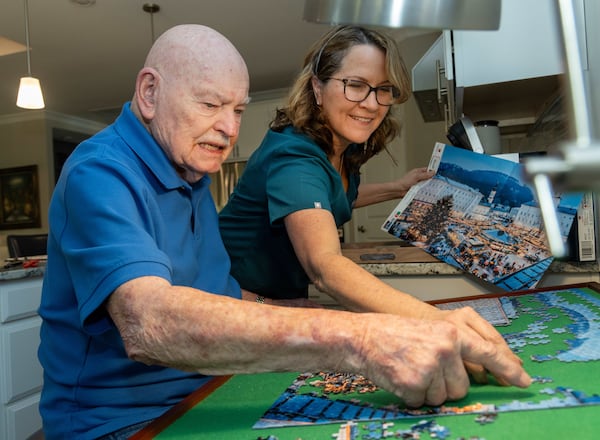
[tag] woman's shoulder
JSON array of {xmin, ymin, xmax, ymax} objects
[{"xmin": 264, "ymin": 126, "xmax": 325, "ymax": 158}]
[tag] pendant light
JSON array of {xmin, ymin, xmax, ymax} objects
[
  {"xmin": 143, "ymin": 3, "xmax": 160, "ymax": 45},
  {"xmin": 16, "ymin": 0, "xmax": 45, "ymax": 109}
]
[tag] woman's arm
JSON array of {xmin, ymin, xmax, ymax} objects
[
  {"xmin": 284, "ymin": 207, "xmax": 525, "ymax": 385},
  {"xmin": 284, "ymin": 207, "xmax": 435, "ymax": 316},
  {"xmin": 354, "ymin": 167, "xmax": 433, "ymax": 208},
  {"xmin": 241, "ymin": 289, "xmax": 322, "ymax": 308}
]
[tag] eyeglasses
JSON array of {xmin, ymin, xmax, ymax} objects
[{"xmin": 328, "ymin": 78, "xmax": 400, "ymax": 106}]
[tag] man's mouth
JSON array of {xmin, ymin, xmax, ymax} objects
[{"xmin": 199, "ymin": 143, "xmax": 226, "ymax": 152}]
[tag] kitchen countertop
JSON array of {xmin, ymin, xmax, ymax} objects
[
  {"xmin": 341, "ymin": 241, "xmax": 599, "ymax": 277},
  {"xmin": 0, "ymin": 264, "xmax": 45, "ymax": 281},
  {"xmin": 2, "ymin": 245, "xmax": 595, "ymax": 281}
]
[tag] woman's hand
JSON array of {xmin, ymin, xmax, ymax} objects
[{"xmin": 391, "ymin": 167, "xmax": 434, "ymax": 197}]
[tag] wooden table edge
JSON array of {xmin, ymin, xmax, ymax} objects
[
  {"xmin": 129, "ymin": 375, "xmax": 232, "ymax": 439},
  {"xmin": 427, "ymin": 281, "xmax": 600, "ymax": 304}
]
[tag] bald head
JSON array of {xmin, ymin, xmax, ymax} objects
[
  {"xmin": 130, "ymin": 24, "xmax": 250, "ymax": 183},
  {"xmin": 144, "ymin": 24, "xmax": 248, "ymax": 87}
]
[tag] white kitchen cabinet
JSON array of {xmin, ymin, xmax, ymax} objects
[
  {"xmin": 455, "ymin": 0, "xmax": 589, "ymax": 123},
  {"xmin": 411, "ymin": 32, "xmax": 454, "ymax": 123},
  {"xmin": 452, "ymin": 0, "xmax": 564, "ymax": 89},
  {"xmin": 229, "ymin": 94, "xmax": 286, "ymax": 161},
  {"xmin": 0, "ymin": 276, "xmax": 44, "ymax": 440},
  {"xmin": 412, "ymin": 0, "xmax": 587, "ymax": 124}
]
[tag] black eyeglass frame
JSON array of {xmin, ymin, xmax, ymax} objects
[{"xmin": 328, "ymin": 77, "xmax": 400, "ymax": 106}]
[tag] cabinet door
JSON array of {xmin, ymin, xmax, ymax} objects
[
  {"xmin": 411, "ymin": 31, "xmax": 456, "ymax": 124},
  {"xmin": 0, "ymin": 277, "xmax": 43, "ymax": 324},
  {"xmin": 0, "ymin": 317, "xmax": 43, "ymax": 404},
  {"xmin": 4, "ymin": 393, "xmax": 42, "ymax": 440},
  {"xmin": 452, "ymin": 0, "xmax": 563, "ymax": 88}
]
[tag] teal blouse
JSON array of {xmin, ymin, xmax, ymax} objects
[{"xmin": 219, "ymin": 126, "xmax": 360, "ymax": 298}]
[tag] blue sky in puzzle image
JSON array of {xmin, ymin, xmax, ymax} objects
[
  {"xmin": 438, "ymin": 145, "xmax": 583, "ymax": 211},
  {"xmin": 440, "ymin": 145, "xmax": 519, "ymax": 175}
]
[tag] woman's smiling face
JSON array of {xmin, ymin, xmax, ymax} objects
[{"xmin": 313, "ymin": 44, "xmax": 391, "ymax": 150}]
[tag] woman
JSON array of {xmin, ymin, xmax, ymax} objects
[
  {"xmin": 220, "ymin": 25, "xmax": 433, "ymax": 310},
  {"xmin": 218, "ymin": 25, "xmax": 529, "ymax": 385}
]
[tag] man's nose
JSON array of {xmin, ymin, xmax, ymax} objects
[{"xmin": 215, "ymin": 110, "xmax": 241, "ymax": 138}]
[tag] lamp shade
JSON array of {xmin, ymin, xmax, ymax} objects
[
  {"xmin": 304, "ymin": 0, "xmax": 502, "ymax": 30},
  {"xmin": 16, "ymin": 76, "xmax": 45, "ymax": 109}
]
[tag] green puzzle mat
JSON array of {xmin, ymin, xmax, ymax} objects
[{"xmin": 150, "ymin": 285, "xmax": 600, "ymax": 440}]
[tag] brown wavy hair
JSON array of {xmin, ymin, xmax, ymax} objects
[{"xmin": 270, "ymin": 25, "xmax": 411, "ymax": 174}]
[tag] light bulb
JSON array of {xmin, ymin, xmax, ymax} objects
[{"xmin": 16, "ymin": 76, "xmax": 45, "ymax": 109}]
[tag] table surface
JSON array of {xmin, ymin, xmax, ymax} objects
[{"xmin": 132, "ymin": 282, "xmax": 600, "ymax": 440}]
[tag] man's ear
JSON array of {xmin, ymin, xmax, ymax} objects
[{"xmin": 135, "ymin": 68, "xmax": 159, "ymax": 120}]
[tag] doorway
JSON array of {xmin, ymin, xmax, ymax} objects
[{"xmin": 52, "ymin": 128, "xmax": 90, "ymax": 184}]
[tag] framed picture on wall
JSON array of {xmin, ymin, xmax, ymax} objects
[{"xmin": 0, "ymin": 165, "xmax": 41, "ymax": 230}]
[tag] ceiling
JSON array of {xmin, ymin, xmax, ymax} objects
[{"xmin": 0, "ymin": 0, "xmax": 427, "ymax": 125}]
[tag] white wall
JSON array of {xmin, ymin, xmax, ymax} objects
[{"xmin": 0, "ymin": 112, "xmax": 104, "ymax": 259}]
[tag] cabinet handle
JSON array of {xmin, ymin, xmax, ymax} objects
[
  {"xmin": 357, "ymin": 225, "xmax": 366, "ymax": 233},
  {"xmin": 436, "ymin": 59, "xmax": 448, "ymax": 104},
  {"xmin": 444, "ymin": 103, "xmax": 449, "ymax": 131}
]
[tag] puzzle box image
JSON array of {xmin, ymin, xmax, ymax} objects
[{"xmin": 381, "ymin": 143, "xmax": 582, "ymax": 291}]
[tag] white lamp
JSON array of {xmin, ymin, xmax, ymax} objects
[
  {"xmin": 16, "ymin": 0, "xmax": 45, "ymax": 109},
  {"xmin": 17, "ymin": 77, "xmax": 44, "ymax": 109}
]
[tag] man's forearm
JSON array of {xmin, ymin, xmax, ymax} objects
[{"xmin": 108, "ymin": 277, "xmax": 359, "ymax": 374}]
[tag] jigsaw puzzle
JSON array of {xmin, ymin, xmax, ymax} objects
[{"xmin": 254, "ymin": 286, "xmax": 600, "ymax": 431}]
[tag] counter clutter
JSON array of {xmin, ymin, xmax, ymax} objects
[{"xmin": 1, "ymin": 260, "xmax": 46, "ymax": 281}]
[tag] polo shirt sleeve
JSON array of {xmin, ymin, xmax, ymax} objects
[
  {"xmin": 55, "ymin": 155, "xmax": 172, "ymax": 332},
  {"xmin": 266, "ymin": 144, "xmax": 337, "ymax": 225}
]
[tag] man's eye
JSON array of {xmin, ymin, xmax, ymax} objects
[{"xmin": 198, "ymin": 102, "xmax": 220, "ymax": 115}]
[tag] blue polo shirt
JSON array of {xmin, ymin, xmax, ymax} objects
[
  {"xmin": 219, "ymin": 126, "xmax": 359, "ymax": 298},
  {"xmin": 38, "ymin": 103, "xmax": 241, "ymax": 439}
]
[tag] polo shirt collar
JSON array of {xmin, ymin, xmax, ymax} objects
[{"xmin": 114, "ymin": 102, "xmax": 209, "ymax": 191}]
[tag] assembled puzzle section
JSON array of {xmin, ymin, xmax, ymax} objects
[{"xmin": 254, "ymin": 286, "xmax": 600, "ymax": 431}]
